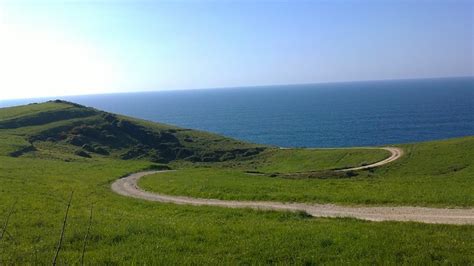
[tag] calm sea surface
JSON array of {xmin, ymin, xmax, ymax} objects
[{"xmin": 1, "ymin": 77, "xmax": 473, "ymax": 147}]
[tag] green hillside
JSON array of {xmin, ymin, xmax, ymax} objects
[
  {"xmin": 0, "ymin": 101, "xmax": 472, "ymax": 264},
  {"xmin": 0, "ymin": 100, "xmax": 265, "ymax": 163}
]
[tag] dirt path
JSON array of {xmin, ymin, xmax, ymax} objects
[
  {"xmin": 279, "ymin": 146, "xmax": 403, "ymax": 171},
  {"xmin": 111, "ymin": 147, "xmax": 474, "ymax": 225},
  {"xmin": 338, "ymin": 147, "xmax": 403, "ymax": 171}
]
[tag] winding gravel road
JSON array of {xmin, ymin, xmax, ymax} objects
[{"xmin": 111, "ymin": 147, "xmax": 474, "ymax": 225}]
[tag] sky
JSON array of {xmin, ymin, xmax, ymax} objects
[{"xmin": 0, "ymin": 0, "xmax": 473, "ymax": 100}]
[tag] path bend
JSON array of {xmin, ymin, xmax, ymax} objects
[
  {"xmin": 338, "ymin": 147, "xmax": 403, "ymax": 171},
  {"xmin": 111, "ymin": 170, "xmax": 474, "ymax": 225},
  {"xmin": 111, "ymin": 147, "xmax": 474, "ymax": 225}
]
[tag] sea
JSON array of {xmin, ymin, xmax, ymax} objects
[{"xmin": 1, "ymin": 77, "xmax": 473, "ymax": 148}]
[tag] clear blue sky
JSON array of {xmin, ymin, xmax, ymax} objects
[{"xmin": 0, "ymin": 0, "xmax": 472, "ymax": 99}]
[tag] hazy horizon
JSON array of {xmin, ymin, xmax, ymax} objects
[{"xmin": 0, "ymin": 76, "xmax": 472, "ymax": 103}]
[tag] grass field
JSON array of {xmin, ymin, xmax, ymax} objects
[
  {"xmin": 0, "ymin": 101, "xmax": 473, "ymax": 264},
  {"xmin": 1, "ymin": 155, "xmax": 473, "ymax": 264},
  {"xmin": 220, "ymin": 147, "xmax": 390, "ymax": 173},
  {"xmin": 140, "ymin": 137, "xmax": 474, "ymax": 206}
]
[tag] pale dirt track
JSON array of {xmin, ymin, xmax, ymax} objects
[
  {"xmin": 337, "ymin": 147, "xmax": 403, "ymax": 171},
  {"xmin": 111, "ymin": 147, "xmax": 474, "ymax": 225}
]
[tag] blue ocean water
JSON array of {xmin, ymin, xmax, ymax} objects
[{"xmin": 1, "ymin": 77, "xmax": 473, "ymax": 147}]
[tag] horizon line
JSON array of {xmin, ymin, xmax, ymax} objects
[{"xmin": 1, "ymin": 75, "xmax": 473, "ymax": 102}]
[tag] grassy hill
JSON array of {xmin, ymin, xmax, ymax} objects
[
  {"xmin": 0, "ymin": 101, "xmax": 472, "ymax": 264},
  {"xmin": 0, "ymin": 100, "xmax": 265, "ymax": 163},
  {"xmin": 0, "ymin": 100, "xmax": 389, "ymax": 169}
]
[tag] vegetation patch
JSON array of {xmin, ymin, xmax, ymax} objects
[
  {"xmin": 8, "ymin": 144, "xmax": 37, "ymax": 157},
  {"xmin": 224, "ymin": 148, "xmax": 389, "ymax": 173},
  {"xmin": 1, "ymin": 101, "xmax": 266, "ymax": 163},
  {"xmin": 0, "ymin": 101, "xmax": 472, "ymax": 264}
]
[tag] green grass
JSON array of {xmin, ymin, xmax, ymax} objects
[
  {"xmin": 140, "ymin": 137, "xmax": 474, "ymax": 207},
  {"xmin": 0, "ymin": 156, "xmax": 472, "ymax": 264},
  {"xmin": 0, "ymin": 101, "xmax": 72, "ymax": 120},
  {"xmin": 0, "ymin": 101, "xmax": 473, "ymax": 264},
  {"xmin": 249, "ymin": 147, "xmax": 390, "ymax": 173}
]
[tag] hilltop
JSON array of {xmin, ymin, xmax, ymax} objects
[{"xmin": 0, "ymin": 100, "xmax": 265, "ymax": 163}]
